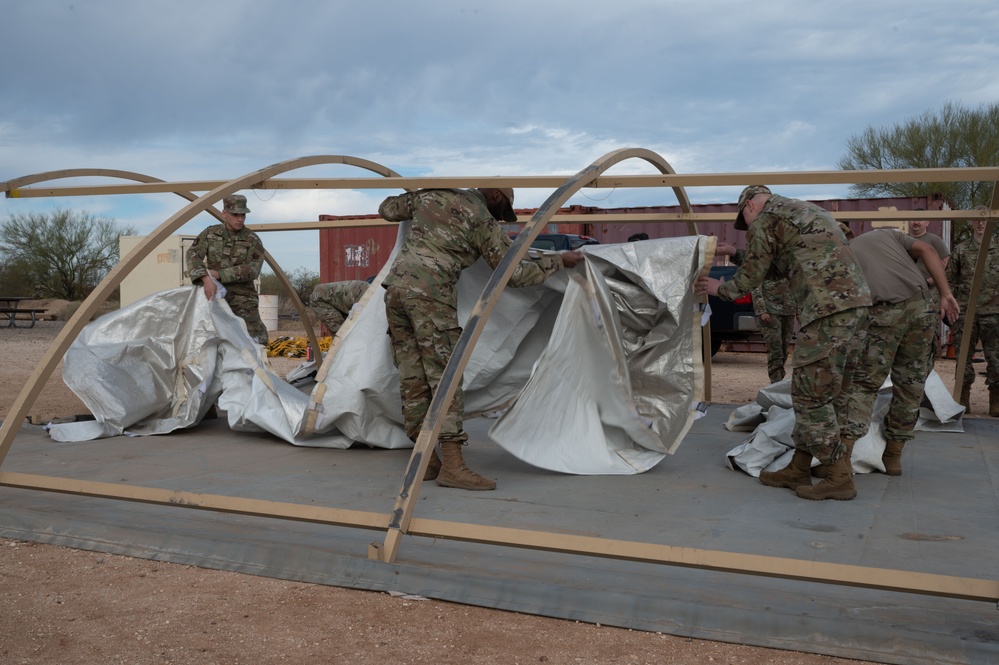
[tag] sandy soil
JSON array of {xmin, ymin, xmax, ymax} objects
[{"xmin": 2, "ymin": 314, "xmax": 988, "ymax": 664}]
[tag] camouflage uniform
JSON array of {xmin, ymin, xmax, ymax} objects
[
  {"xmin": 840, "ymin": 230, "xmax": 936, "ymax": 443},
  {"xmin": 910, "ymin": 232, "xmax": 950, "ymax": 370},
  {"xmin": 946, "ymin": 232, "xmax": 999, "ymax": 389},
  {"xmin": 728, "ymin": 250, "xmax": 796, "ymax": 383},
  {"xmin": 310, "ymin": 280, "xmax": 369, "ymax": 336},
  {"xmin": 717, "ymin": 194, "xmax": 871, "ymax": 464},
  {"xmin": 380, "ymin": 189, "xmax": 565, "ymax": 443},
  {"xmin": 752, "ymin": 278, "xmax": 796, "ymax": 384},
  {"xmin": 187, "ymin": 223, "xmax": 267, "ymax": 343}
]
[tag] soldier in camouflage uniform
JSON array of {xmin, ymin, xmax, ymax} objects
[
  {"xmin": 380, "ymin": 187, "xmax": 583, "ymax": 491},
  {"xmin": 310, "ymin": 280, "xmax": 369, "ymax": 336},
  {"xmin": 838, "ymin": 229, "xmax": 959, "ymax": 476},
  {"xmin": 187, "ymin": 194, "xmax": 268, "ymax": 344},
  {"xmin": 907, "ymin": 216, "xmax": 950, "ymax": 372},
  {"xmin": 752, "ymin": 278, "xmax": 796, "ymax": 384},
  {"xmin": 946, "ymin": 210, "xmax": 999, "ymax": 415},
  {"xmin": 713, "ymin": 243, "xmax": 796, "ymax": 384},
  {"xmin": 697, "ymin": 185, "xmax": 871, "ymax": 501}
]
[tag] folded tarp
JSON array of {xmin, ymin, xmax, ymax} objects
[{"xmin": 724, "ymin": 371, "xmax": 965, "ymax": 477}]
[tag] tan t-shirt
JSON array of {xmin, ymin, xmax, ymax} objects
[
  {"xmin": 910, "ymin": 232, "xmax": 949, "ymax": 282},
  {"xmin": 850, "ymin": 229, "xmax": 927, "ymax": 304}
]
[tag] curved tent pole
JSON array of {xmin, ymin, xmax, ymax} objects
[
  {"xmin": 2, "ymin": 161, "xmax": 407, "ymax": 363},
  {"xmin": 3, "ymin": 168, "xmax": 322, "ymax": 358},
  {"xmin": 0, "ymin": 155, "xmax": 402, "ymax": 462},
  {"xmin": 372, "ymin": 147, "xmax": 707, "ymax": 563}
]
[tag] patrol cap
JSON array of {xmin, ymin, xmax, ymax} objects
[
  {"xmin": 735, "ymin": 185, "xmax": 771, "ymax": 231},
  {"xmin": 223, "ymin": 194, "xmax": 251, "ymax": 214},
  {"xmin": 497, "ymin": 188, "xmax": 517, "ymax": 223}
]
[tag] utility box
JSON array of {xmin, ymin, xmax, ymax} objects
[{"xmin": 118, "ymin": 235, "xmax": 198, "ymax": 307}]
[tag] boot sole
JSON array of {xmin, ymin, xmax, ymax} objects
[
  {"xmin": 794, "ymin": 489, "xmax": 857, "ymax": 501},
  {"xmin": 759, "ymin": 475, "xmax": 811, "ymax": 490},
  {"xmin": 436, "ymin": 478, "xmax": 496, "ymax": 491}
]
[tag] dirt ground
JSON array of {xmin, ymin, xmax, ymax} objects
[{"xmin": 1, "ymin": 311, "xmax": 990, "ymax": 664}]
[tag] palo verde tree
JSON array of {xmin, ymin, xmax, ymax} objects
[
  {"xmin": 839, "ymin": 101, "xmax": 999, "ymax": 210},
  {"xmin": 0, "ymin": 208, "xmax": 136, "ymax": 301}
]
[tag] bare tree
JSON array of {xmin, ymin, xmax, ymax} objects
[
  {"xmin": 839, "ymin": 101, "xmax": 999, "ymax": 210},
  {"xmin": 0, "ymin": 209, "xmax": 136, "ymax": 300},
  {"xmin": 259, "ymin": 267, "xmax": 321, "ymax": 311}
]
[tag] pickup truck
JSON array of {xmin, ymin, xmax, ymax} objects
[{"xmin": 509, "ymin": 233, "xmax": 600, "ymax": 251}]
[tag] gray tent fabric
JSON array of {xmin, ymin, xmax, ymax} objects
[
  {"xmin": 50, "ymin": 234, "xmax": 711, "ymax": 475},
  {"xmin": 490, "ymin": 237, "xmax": 705, "ymax": 474},
  {"xmin": 724, "ymin": 371, "xmax": 965, "ymax": 477}
]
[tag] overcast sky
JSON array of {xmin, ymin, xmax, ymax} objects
[{"xmin": 2, "ymin": 1, "xmax": 997, "ymax": 274}]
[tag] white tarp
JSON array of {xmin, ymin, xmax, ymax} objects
[
  {"xmin": 51, "ymin": 234, "xmax": 711, "ymax": 475},
  {"xmin": 724, "ymin": 371, "xmax": 965, "ymax": 477}
]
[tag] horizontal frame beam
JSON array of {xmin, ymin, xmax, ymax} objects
[
  {"xmin": 7, "ymin": 167, "xmax": 999, "ymax": 198},
  {"xmin": 246, "ymin": 208, "xmax": 998, "ymax": 233}
]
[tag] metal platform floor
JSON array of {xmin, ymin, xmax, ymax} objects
[{"xmin": 1, "ymin": 405, "xmax": 997, "ymax": 665}]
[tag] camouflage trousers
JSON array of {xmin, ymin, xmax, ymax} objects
[
  {"xmin": 790, "ymin": 307, "xmax": 869, "ymax": 464},
  {"xmin": 925, "ymin": 291, "xmax": 942, "ymax": 376},
  {"xmin": 384, "ymin": 286, "xmax": 467, "ymax": 444},
  {"xmin": 840, "ymin": 295, "xmax": 936, "ymax": 443},
  {"xmin": 758, "ymin": 313, "xmax": 795, "ymax": 384},
  {"xmin": 227, "ymin": 294, "xmax": 268, "ymax": 345},
  {"xmin": 951, "ymin": 313, "xmax": 999, "ymax": 389}
]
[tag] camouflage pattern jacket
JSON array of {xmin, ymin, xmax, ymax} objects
[
  {"xmin": 727, "ymin": 248, "xmax": 795, "ymax": 316},
  {"xmin": 380, "ymin": 189, "xmax": 564, "ymax": 308},
  {"xmin": 717, "ymin": 195, "xmax": 870, "ymax": 327},
  {"xmin": 752, "ymin": 277, "xmax": 796, "ymax": 317},
  {"xmin": 186, "ymin": 224, "xmax": 265, "ymax": 299},
  {"xmin": 947, "ymin": 233, "xmax": 999, "ymax": 317}
]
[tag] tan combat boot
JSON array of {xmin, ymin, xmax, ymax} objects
[
  {"xmin": 437, "ymin": 441, "xmax": 496, "ymax": 491},
  {"xmin": 881, "ymin": 439, "xmax": 905, "ymax": 476},
  {"xmin": 960, "ymin": 384, "xmax": 971, "ymax": 412},
  {"xmin": 424, "ymin": 448, "xmax": 442, "ymax": 481},
  {"xmin": 990, "ymin": 388, "xmax": 999, "ymax": 418},
  {"xmin": 795, "ymin": 454, "xmax": 856, "ymax": 501},
  {"xmin": 812, "ymin": 438, "xmax": 855, "ymax": 479},
  {"xmin": 759, "ymin": 449, "xmax": 813, "ymax": 489}
]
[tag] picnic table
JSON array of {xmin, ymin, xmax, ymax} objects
[{"xmin": 0, "ymin": 296, "xmax": 48, "ymax": 328}]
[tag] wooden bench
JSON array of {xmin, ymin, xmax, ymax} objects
[{"xmin": 0, "ymin": 307, "xmax": 48, "ymax": 328}]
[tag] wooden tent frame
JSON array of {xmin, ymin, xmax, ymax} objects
[{"xmin": 2, "ymin": 150, "xmax": 998, "ymax": 604}]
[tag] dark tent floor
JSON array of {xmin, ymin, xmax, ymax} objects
[{"xmin": 2, "ymin": 405, "xmax": 997, "ymax": 665}]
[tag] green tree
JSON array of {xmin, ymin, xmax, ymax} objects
[
  {"xmin": 0, "ymin": 209, "xmax": 136, "ymax": 300},
  {"xmin": 839, "ymin": 101, "xmax": 999, "ymax": 210},
  {"xmin": 0, "ymin": 255, "xmax": 36, "ymax": 296}
]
